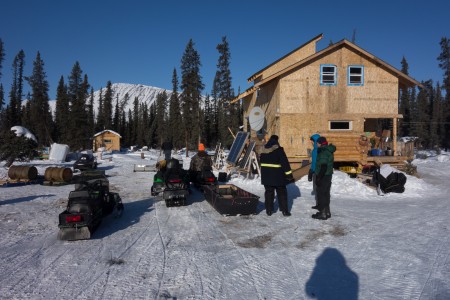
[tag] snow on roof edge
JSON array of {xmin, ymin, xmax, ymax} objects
[{"xmin": 93, "ymin": 129, "xmax": 122, "ymax": 138}]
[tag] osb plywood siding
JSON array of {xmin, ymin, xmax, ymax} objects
[
  {"xmin": 279, "ymin": 114, "xmax": 317, "ymax": 157},
  {"xmin": 278, "ymin": 47, "xmax": 399, "ymax": 116},
  {"xmin": 278, "ymin": 115, "xmax": 366, "ymax": 161},
  {"xmin": 258, "ymin": 42, "xmax": 317, "ymax": 83},
  {"xmin": 244, "ymin": 80, "xmax": 280, "ymax": 136}
]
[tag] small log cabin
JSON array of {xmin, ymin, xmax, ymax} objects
[
  {"xmin": 93, "ymin": 130, "xmax": 122, "ymax": 152},
  {"xmin": 231, "ymin": 33, "xmax": 421, "ymax": 171}
]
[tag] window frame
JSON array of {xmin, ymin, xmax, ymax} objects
[
  {"xmin": 347, "ymin": 65, "xmax": 364, "ymax": 86},
  {"xmin": 329, "ymin": 120, "xmax": 353, "ymax": 131},
  {"xmin": 320, "ymin": 64, "xmax": 337, "ymax": 86}
]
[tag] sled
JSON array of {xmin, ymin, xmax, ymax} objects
[
  {"xmin": 134, "ymin": 164, "xmax": 156, "ymax": 172},
  {"xmin": 202, "ymin": 184, "xmax": 259, "ymax": 216}
]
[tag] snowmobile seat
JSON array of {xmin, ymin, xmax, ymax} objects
[{"xmin": 69, "ymin": 190, "xmax": 91, "ymax": 199}]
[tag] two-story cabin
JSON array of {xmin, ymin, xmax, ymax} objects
[{"xmin": 231, "ymin": 34, "xmax": 421, "ymax": 172}]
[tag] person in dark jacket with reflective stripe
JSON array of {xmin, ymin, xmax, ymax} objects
[
  {"xmin": 312, "ymin": 136, "xmax": 336, "ymax": 220},
  {"xmin": 260, "ymin": 135, "xmax": 294, "ymax": 217}
]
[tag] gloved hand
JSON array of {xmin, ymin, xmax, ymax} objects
[
  {"xmin": 308, "ymin": 169, "xmax": 313, "ymax": 182},
  {"xmin": 286, "ymin": 173, "xmax": 295, "ymax": 184}
]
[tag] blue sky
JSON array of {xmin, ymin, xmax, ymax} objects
[{"xmin": 0, "ymin": 0, "xmax": 449, "ymax": 101}]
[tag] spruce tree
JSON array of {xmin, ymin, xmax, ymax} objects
[
  {"xmin": 180, "ymin": 39, "xmax": 204, "ymax": 154},
  {"xmin": 55, "ymin": 76, "xmax": 69, "ymax": 143},
  {"xmin": 26, "ymin": 51, "xmax": 52, "ymax": 146},
  {"xmin": 0, "ymin": 38, "xmax": 5, "ymax": 112},
  {"xmin": 102, "ymin": 81, "xmax": 113, "ymax": 129},
  {"xmin": 215, "ymin": 36, "xmax": 236, "ymax": 147},
  {"xmin": 113, "ymin": 94, "xmax": 120, "ymax": 132},
  {"xmin": 203, "ymin": 94, "xmax": 213, "ymax": 146},
  {"xmin": 437, "ymin": 37, "xmax": 450, "ymax": 150},
  {"xmin": 21, "ymin": 96, "xmax": 32, "ymax": 129},
  {"xmin": 155, "ymin": 91, "xmax": 168, "ymax": 146},
  {"xmin": 131, "ymin": 97, "xmax": 139, "ymax": 145},
  {"xmin": 7, "ymin": 50, "xmax": 25, "ymax": 128},
  {"xmin": 211, "ymin": 76, "xmax": 219, "ymax": 146},
  {"xmin": 142, "ymin": 102, "xmax": 149, "ymax": 146},
  {"xmin": 399, "ymin": 57, "xmax": 411, "ymax": 137},
  {"xmin": 0, "ymin": 130, "xmax": 38, "ymax": 167},
  {"xmin": 67, "ymin": 61, "xmax": 90, "ymax": 150},
  {"xmin": 168, "ymin": 68, "xmax": 183, "ymax": 149},
  {"xmin": 87, "ymin": 88, "xmax": 95, "ymax": 137},
  {"xmin": 119, "ymin": 93, "xmax": 130, "ymax": 144},
  {"xmin": 433, "ymin": 83, "xmax": 445, "ymax": 148},
  {"xmin": 148, "ymin": 103, "xmax": 157, "ymax": 148},
  {"xmin": 127, "ymin": 108, "xmax": 133, "ymax": 146},
  {"xmin": 121, "ymin": 109, "xmax": 127, "ymax": 146},
  {"xmin": 96, "ymin": 89, "xmax": 104, "ymax": 132},
  {"xmin": 415, "ymin": 81, "xmax": 432, "ymax": 148},
  {"xmin": 409, "ymin": 87, "xmax": 418, "ymax": 137},
  {"xmin": 0, "ymin": 38, "xmax": 4, "ymax": 80},
  {"xmin": 0, "ymin": 84, "xmax": 5, "ymax": 123},
  {"xmin": 437, "ymin": 37, "xmax": 450, "ymax": 96}
]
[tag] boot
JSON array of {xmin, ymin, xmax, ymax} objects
[
  {"xmin": 312, "ymin": 210, "xmax": 327, "ymax": 220},
  {"xmin": 325, "ymin": 206, "xmax": 331, "ymax": 219},
  {"xmin": 311, "ymin": 205, "xmax": 319, "ymax": 210},
  {"xmin": 266, "ymin": 210, "xmax": 273, "ymax": 216},
  {"xmin": 282, "ymin": 211, "xmax": 291, "ymax": 217}
]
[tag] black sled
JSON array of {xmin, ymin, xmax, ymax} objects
[
  {"xmin": 58, "ymin": 177, "xmax": 124, "ymax": 241},
  {"xmin": 202, "ymin": 184, "xmax": 259, "ymax": 216}
]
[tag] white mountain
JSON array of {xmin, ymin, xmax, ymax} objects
[{"xmin": 48, "ymin": 83, "xmax": 173, "ymax": 115}]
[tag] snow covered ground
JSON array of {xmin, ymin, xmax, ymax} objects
[{"xmin": 1, "ymin": 150, "xmax": 449, "ymax": 299}]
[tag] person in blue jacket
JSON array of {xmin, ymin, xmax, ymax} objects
[
  {"xmin": 260, "ymin": 135, "xmax": 294, "ymax": 217},
  {"xmin": 309, "ymin": 134, "xmax": 321, "ymax": 208}
]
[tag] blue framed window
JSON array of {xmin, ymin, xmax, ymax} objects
[
  {"xmin": 348, "ymin": 65, "xmax": 364, "ymax": 86},
  {"xmin": 320, "ymin": 64, "xmax": 337, "ymax": 86}
]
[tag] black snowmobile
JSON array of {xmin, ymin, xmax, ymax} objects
[
  {"xmin": 58, "ymin": 175, "xmax": 124, "ymax": 241},
  {"xmin": 151, "ymin": 158, "xmax": 190, "ymax": 207},
  {"xmin": 189, "ymin": 165, "xmax": 217, "ymax": 191}
]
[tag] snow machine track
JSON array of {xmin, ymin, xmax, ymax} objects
[
  {"xmin": 164, "ymin": 197, "xmax": 187, "ymax": 207},
  {"xmin": 58, "ymin": 226, "xmax": 91, "ymax": 241}
]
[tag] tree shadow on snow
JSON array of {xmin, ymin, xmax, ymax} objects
[
  {"xmin": 91, "ymin": 197, "xmax": 154, "ymax": 239},
  {"xmin": 0, "ymin": 194, "xmax": 56, "ymax": 206},
  {"xmin": 305, "ymin": 247, "xmax": 359, "ymax": 300}
]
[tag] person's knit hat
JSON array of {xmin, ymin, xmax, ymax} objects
[
  {"xmin": 317, "ymin": 136, "xmax": 328, "ymax": 145},
  {"xmin": 198, "ymin": 143, "xmax": 205, "ymax": 151},
  {"xmin": 265, "ymin": 135, "xmax": 279, "ymax": 148}
]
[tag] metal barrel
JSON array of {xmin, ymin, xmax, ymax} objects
[
  {"xmin": 8, "ymin": 165, "xmax": 38, "ymax": 180},
  {"xmin": 44, "ymin": 167, "xmax": 73, "ymax": 182}
]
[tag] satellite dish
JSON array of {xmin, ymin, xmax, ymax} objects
[{"xmin": 248, "ymin": 106, "xmax": 265, "ymax": 131}]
